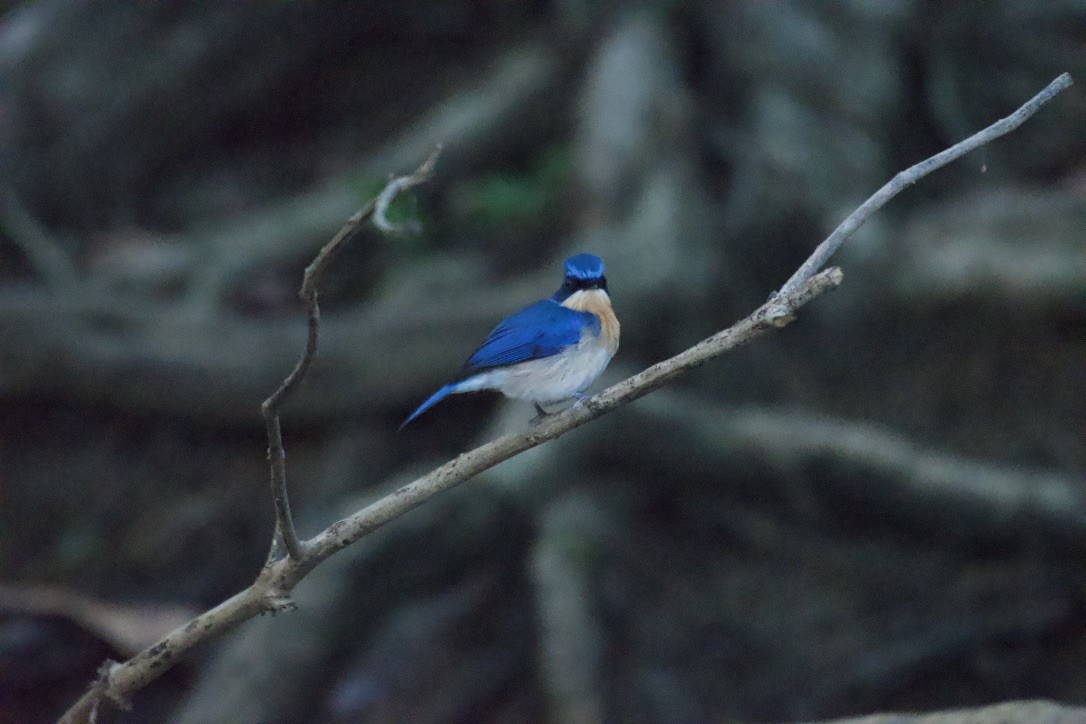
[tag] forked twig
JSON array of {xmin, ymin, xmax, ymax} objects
[
  {"xmin": 779, "ymin": 72, "xmax": 1073, "ymax": 295},
  {"xmin": 261, "ymin": 145, "xmax": 442, "ymax": 561}
]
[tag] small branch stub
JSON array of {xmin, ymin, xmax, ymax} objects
[
  {"xmin": 766, "ymin": 267, "xmax": 844, "ymax": 327},
  {"xmin": 95, "ymin": 660, "xmax": 130, "ymax": 712},
  {"xmin": 265, "ymin": 594, "xmax": 297, "ymax": 614}
]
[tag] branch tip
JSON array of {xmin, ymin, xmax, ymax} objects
[
  {"xmin": 778, "ymin": 72, "xmax": 1073, "ymax": 295},
  {"xmin": 373, "ymin": 144, "xmax": 444, "ymax": 233}
]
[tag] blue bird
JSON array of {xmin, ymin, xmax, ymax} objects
[{"xmin": 401, "ymin": 253, "xmax": 620, "ymax": 429}]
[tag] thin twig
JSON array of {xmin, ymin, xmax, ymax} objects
[
  {"xmin": 779, "ymin": 72, "xmax": 1073, "ymax": 296},
  {"xmin": 58, "ymin": 73, "xmax": 1072, "ymax": 723},
  {"xmin": 301, "ymin": 144, "xmax": 441, "ymax": 300},
  {"xmin": 260, "ymin": 145, "xmax": 442, "ymax": 562}
]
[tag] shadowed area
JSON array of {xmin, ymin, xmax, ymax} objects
[{"xmin": 0, "ymin": 3, "xmax": 1083, "ymax": 722}]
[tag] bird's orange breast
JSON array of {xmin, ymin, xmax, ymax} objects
[{"xmin": 561, "ymin": 289, "xmax": 620, "ymax": 357}]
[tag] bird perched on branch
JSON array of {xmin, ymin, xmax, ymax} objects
[{"xmin": 401, "ymin": 253, "xmax": 619, "ymax": 429}]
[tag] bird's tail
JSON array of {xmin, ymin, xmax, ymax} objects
[{"xmin": 399, "ymin": 383, "xmax": 459, "ymax": 431}]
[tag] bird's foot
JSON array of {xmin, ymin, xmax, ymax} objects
[
  {"xmin": 529, "ymin": 402, "xmax": 552, "ymax": 427},
  {"xmin": 529, "ymin": 395, "xmax": 590, "ymax": 426}
]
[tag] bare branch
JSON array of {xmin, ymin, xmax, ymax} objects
[
  {"xmin": 260, "ymin": 145, "xmax": 442, "ymax": 562},
  {"xmin": 779, "ymin": 72, "xmax": 1073, "ymax": 296},
  {"xmin": 58, "ymin": 267, "xmax": 841, "ymax": 724},
  {"xmin": 58, "ymin": 73, "xmax": 1073, "ymax": 723},
  {"xmin": 304, "ymin": 267, "xmax": 842, "ymax": 560}
]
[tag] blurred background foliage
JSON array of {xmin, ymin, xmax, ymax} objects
[{"xmin": 0, "ymin": 1, "xmax": 1084, "ymax": 722}]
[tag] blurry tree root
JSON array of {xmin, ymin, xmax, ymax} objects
[
  {"xmin": 0, "ymin": 39, "xmax": 578, "ymax": 421},
  {"xmin": 827, "ymin": 699, "xmax": 1086, "ymax": 724},
  {"xmin": 530, "ymin": 492, "xmax": 613, "ymax": 724},
  {"xmin": 0, "ymin": 20, "xmax": 702, "ymax": 425},
  {"xmin": 0, "ymin": 186, "xmax": 78, "ymax": 288},
  {"xmin": 0, "ymin": 583, "xmax": 198, "ymax": 658},
  {"xmin": 0, "ymin": 265, "xmax": 545, "ymax": 422},
  {"xmin": 506, "ymin": 402, "xmax": 1082, "ymax": 719},
  {"xmin": 631, "ymin": 394, "xmax": 1086, "ymax": 545},
  {"xmin": 890, "ymin": 187, "xmax": 1086, "ymax": 305}
]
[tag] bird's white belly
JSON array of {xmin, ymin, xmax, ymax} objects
[{"xmin": 463, "ymin": 333, "xmax": 614, "ymax": 404}]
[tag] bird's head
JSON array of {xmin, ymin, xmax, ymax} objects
[{"xmin": 554, "ymin": 253, "xmax": 607, "ymax": 301}]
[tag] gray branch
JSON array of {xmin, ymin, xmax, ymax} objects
[
  {"xmin": 57, "ymin": 72, "xmax": 1074, "ymax": 723},
  {"xmin": 778, "ymin": 72, "xmax": 1073, "ymax": 296},
  {"xmin": 262, "ymin": 146, "xmax": 441, "ymax": 561}
]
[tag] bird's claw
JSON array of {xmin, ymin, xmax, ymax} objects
[
  {"xmin": 529, "ymin": 402, "xmax": 551, "ymax": 427},
  {"xmin": 529, "ymin": 394, "xmax": 590, "ymax": 426}
]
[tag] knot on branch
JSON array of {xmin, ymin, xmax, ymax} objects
[
  {"xmin": 763, "ymin": 307, "xmax": 797, "ymax": 329},
  {"xmin": 95, "ymin": 659, "xmax": 131, "ymax": 711},
  {"xmin": 763, "ymin": 267, "xmax": 844, "ymax": 327},
  {"xmin": 265, "ymin": 593, "xmax": 297, "ymax": 614}
]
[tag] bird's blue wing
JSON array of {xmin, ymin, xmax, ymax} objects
[{"xmin": 464, "ymin": 300, "xmax": 599, "ymax": 371}]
